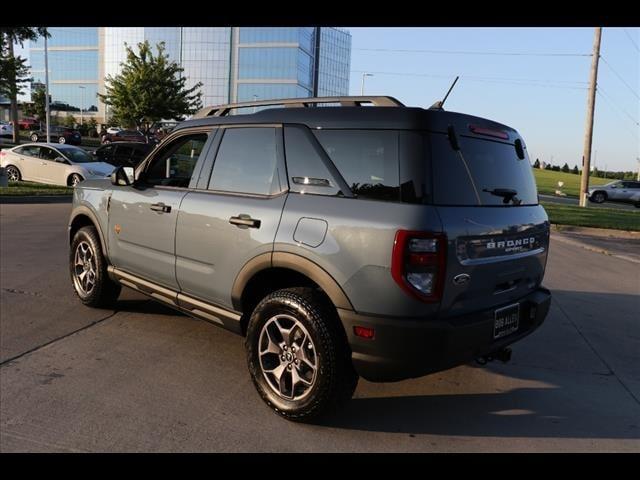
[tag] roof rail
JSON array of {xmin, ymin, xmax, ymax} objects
[{"xmin": 191, "ymin": 96, "xmax": 405, "ymax": 119}]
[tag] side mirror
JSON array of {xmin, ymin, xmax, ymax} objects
[
  {"xmin": 111, "ymin": 166, "xmax": 134, "ymax": 186},
  {"xmin": 55, "ymin": 157, "xmax": 68, "ymax": 164}
]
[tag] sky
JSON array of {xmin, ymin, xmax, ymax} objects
[{"xmin": 347, "ymin": 27, "xmax": 639, "ymax": 172}]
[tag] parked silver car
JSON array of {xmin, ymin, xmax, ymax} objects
[
  {"xmin": 588, "ymin": 180, "xmax": 640, "ymax": 207},
  {"xmin": 0, "ymin": 143, "xmax": 116, "ymax": 186}
]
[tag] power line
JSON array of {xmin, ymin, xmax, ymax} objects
[
  {"xmin": 599, "ymin": 55, "xmax": 640, "ymax": 101},
  {"xmin": 597, "ymin": 86, "xmax": 640, "ymax": 127},
  {"xmin": 353, "ymin": 47, "xmax": 591, "ymax": 57},
  {"xmin": 596, "ymin": 91, "xmax": 639, "ymax": 141},
  {"xmin": 350, "ymin": 70, "xmax": 588, "ymax": 90},
  {"xmin": 623, "ymin": 28, "xmax": 640, "ymax": 54}
]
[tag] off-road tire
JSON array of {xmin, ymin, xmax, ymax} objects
[
  {"xmin": 246, "ymin": 287, "xmax": 358, "ymax": 422},
  {"xmin": 70, "ymin": 226, "xmax": 120, "ymax": 308}
]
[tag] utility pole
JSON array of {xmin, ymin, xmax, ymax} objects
[{"xmin": 579, "ymin": 27, "xmax": 602, "ymax": 207}]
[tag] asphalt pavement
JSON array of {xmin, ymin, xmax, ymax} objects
[{"xmin": 1, "ymin": 203, "xmax": 639, "ymax": 452}]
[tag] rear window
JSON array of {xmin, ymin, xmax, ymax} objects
[
  {"xmin": 313, "ymin": 130, "xmax": 400, "ymax": 202},
  {"xmin": 430, "ymin": 133, "xmax": 538, "ymax": 206}
]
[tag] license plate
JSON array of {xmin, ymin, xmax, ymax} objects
[{"xmin": 493, "ymin": 303, "xmax": 520, "ymax": 339}]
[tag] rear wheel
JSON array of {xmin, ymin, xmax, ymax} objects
[
  {"xmin": 246, "ymin": 287, "xmax": 358, "ymax": 422},
  {"xmin": 30, "ymin": 134, "xmax": 38, "ymax": 142},
  {"xmin": 5, "ymin": 165, "xmax": 21, "ymax": 182},
  {"xmin": 58, "ymin": 136, "xmax": 66, "ymax": 144},
  {"xmin": 70, "ymin": 226, "xmax": 120, "ymax": 308}
]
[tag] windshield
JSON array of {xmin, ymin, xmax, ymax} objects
[{"xmin": 60, "ymin": 147, "xmax": 94, "ymax": 164}]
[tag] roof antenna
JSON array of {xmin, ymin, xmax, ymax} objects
[{"xmin": 429, "ymin": 76, "xmax": 459, "ymax": 110}]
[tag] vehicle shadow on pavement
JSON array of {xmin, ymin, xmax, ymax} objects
[
  {"xmin": 323, "ymin": 289, "xmax": 640, "ymax": 439},
  {"xmin": 323, "ymin": 368, "xmax": 639, "ymax": 439}
]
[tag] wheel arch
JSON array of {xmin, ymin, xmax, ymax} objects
[
  {"xmin": 232, "ymin": 252, "xmax": 354, "ymax": 334},
  {"xmin": 69, "ymin": 207, "xmax": 109, "ymax": 262}
]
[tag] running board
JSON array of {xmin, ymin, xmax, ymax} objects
[{"xmin": 107, "ymin": 266, "xmax": 243, "ymax": 334}]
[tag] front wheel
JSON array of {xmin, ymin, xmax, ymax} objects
[
  {"xmin": 69, "ymin": 173, "xmax": 83, "ymax": 187},
  {"xmin": 30, "ymin": 134, "xmax": 39, "ymax": 142},
  {"xmin": 246, "ymin": 288, "xmax": 358, "ymax": 422},
  {"xmin": 58, "ymin": 136, "xmax": 66, "ymax": 144},
  {"xmin": 70, "ymin": 226, "xmax": 121, "ymax": 308}
]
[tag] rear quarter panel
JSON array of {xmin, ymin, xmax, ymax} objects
[{"xmin": 275, "ymin": 193, "xmax": 444, "ymax": 317}]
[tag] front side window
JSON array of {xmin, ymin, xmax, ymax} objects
[
  {"xmin": 208, "ymin": 127, "xmax": 281, "ymax": 196},
  {"xmin": 144, "ymin": 133, "xmax": 209, "ymax": 188},
  {"xmin": 60, "ymin": 147, "xmax": 93, "ymax": 163},
  {"xmin": 313, "ymin": 129, "xmax": 400, "ymax": 202},
  {"xmin": 40, "ymin": 147, "xmax": 59, "ymax": 161}
]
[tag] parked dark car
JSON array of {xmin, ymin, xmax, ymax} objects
[
  {"xmin": 92, "ymin": 142, "xmax": 154, "ymax": 168},
  {"xmin": 100, "ymin": 129, "xmax": 150, "ymax": 145},
  {"xmin": 29, "ymin": 126, "xmax": 82, "ymax": 145}
]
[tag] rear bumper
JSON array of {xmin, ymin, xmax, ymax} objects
[{"xmin": 338, "ymin": 287, "xmax": 551, "ymax": 382}]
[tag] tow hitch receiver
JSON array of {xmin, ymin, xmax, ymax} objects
[{"xmin": 476, "ymin": 347, "xmax": 512, "ymax": 365}]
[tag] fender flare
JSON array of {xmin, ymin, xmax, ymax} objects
[
  {"xmin": 231, "ymin": 251, "xmax": 353, "ymax": 312},
  {"xmin": 69, "ymin": 205, "xmax": 110, "ymax": 261}
]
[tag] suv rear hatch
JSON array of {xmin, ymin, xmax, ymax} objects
[{"xmin": 427, "ymin": 118, "xmax": 549, "ymax": 317}]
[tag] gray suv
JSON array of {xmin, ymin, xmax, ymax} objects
[{"xmin": 68, "ymin": 96, "xmax": 551, "ymax": 421}]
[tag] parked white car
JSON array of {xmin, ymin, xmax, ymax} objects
[
  {"xmin": 0, "ymin": 121, "xmax": 14, "ymax": 138},
  {"xmin": 0, "ymin": 143, "xmax": 116, "ymax": 186}
]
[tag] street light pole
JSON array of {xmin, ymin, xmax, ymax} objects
[
  {"xmin": 360, "ymin": 73, "xmax": 373, "ymax": 96},
  {"xmin": 79, "ymin": 85, "xmax": 85, "ymax": 126},
  {"xmin": 44, "ymin": 34, "xmax": 50, "ymax": 143}
]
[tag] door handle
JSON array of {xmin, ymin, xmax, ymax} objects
[
  {"xmin": 229, "ymin": 215, "xmax": 261, "ymax": 229},
  {"xmin": 150, "ymin": 202, "xmax": 171, "ymax": 213}
]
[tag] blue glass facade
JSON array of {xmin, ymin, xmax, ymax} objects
[
  {"xmin": 29, "ymin": 27, "xmax": 100, "ymax": 119},
  {"xmin": 28, "ymin": 27, "xmax": 351, "ymax": 122}
]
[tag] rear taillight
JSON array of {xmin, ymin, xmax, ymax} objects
[{"xmin": 391, "ymin": 230, "xmax": 446, "ymax": 302}]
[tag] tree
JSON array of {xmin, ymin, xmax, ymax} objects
[
  {"xmin": 544, "ymin": 163, "xmax": 552, "ymax": 170},
  {"xmin": 0, "ymin": 27, "xmax": 49, "ymax": 144},
  {"xmin": 99, "ymin": 41, "xmax": 202, "ymax": 129},
  {"xmin": 533, "ymin": 158, "xmax": 541, "ymax": 169},
  {"xmin": 572, "ymin": 165, "xmax": 579, "ymax": 175},
  {"xmin": 561, "ymin": 162, "xmax": 570, "ymax": 173},
  {"xmin": 23, "ymin": 84, "xmax": 48, "ymax": 121},
  {"xmin": 62, "ymin": 114, "xmax": 77, "ymax": 128}
]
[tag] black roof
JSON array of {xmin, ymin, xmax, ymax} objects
[{"xmin": 175, "ymin": 106, "xmax": 520, "ymax": 141}]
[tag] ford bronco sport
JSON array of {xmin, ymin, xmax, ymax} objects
[{"xmin": 68, "ymin": 96, "xmax": 551, "ymax": 421}]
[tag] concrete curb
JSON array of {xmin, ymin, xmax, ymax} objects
[
  {"xmin": 0, "ymin": 195, "xmax": 72, "ymax": 204},
  {"xmin": 551, "ymin": 224, "xmax": 640, "ymax": 239},
  {"xmin": 551, "ymin": 232, "xmax": 640, "ymax": 265}
]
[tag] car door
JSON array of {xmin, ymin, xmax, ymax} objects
[
  {"xmin": 12, "ymin": 145, "xmax": 42, "ymax": 181},
  {"xmin": 175, "ymin": 125, "xmax": 288, "ymax": 310},
  {"xmin": 107, "ymin": 128, "xmax": 215, "ymax": 291},
  {"xmin": 38, "ymin": 146, "xmax": 68, "ymax": 185}
]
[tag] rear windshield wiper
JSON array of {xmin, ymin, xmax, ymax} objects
[{"xmin": 483, "ymin": 188, "xmax": 521, "ymax": 205}]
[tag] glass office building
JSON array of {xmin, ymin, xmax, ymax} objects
[
  {"xmin": 60, "ymin": 26, "xmax": 352, "ymax": 122},
  {"xmin": 30, "ymin": 28, "xmax": 102, "ymax": 120}
]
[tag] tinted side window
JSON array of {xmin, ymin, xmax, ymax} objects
[
  {"xmin": 40, "ymin": 147, "xmax": 59, "ymax": 161},
  {"xmin": 208, "ymin": 127, "xmax": 281, "ymax": 196},
  {"xmin": 21, "ymin": 146, "xmax": 41, "ymax": 157},
  {"xmin": 144, "ymin": 133, "xmax": 208, "ymax": 188},
  {"xmin": 284, "ymin": 125, "xmax": 340, "ymax": 196},
  {"xmin": 130, "ymin": 145, "xmax": 150, "ymax": 165},
  {"xmin": 313, "ymin": 130, "xmax": 400, "ymax": 202}
]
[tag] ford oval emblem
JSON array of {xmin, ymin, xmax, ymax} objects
[{"xmin": 453, "ymin": 274, "xmax": 470, "ymax": 286}]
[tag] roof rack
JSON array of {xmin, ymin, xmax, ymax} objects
[{"xmin": 191, "ymin": 96, "xmax": 405, "ymax": 119}]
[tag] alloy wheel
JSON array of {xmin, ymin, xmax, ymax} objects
[
  {"xmin": 258, "ymin": 314, "xmax": 318, "ymax": 401},
  {"xmin": 72, "ymin": 241, "xmax": 97, "ymax": 295},
  {"xmin": 6, "ymin": 166, "xmax": 19, "ymax": 181}
]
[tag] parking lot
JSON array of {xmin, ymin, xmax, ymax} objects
[{"xmin": 0, "ymin": 202, "xmax": 639, "ymax": 452}]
